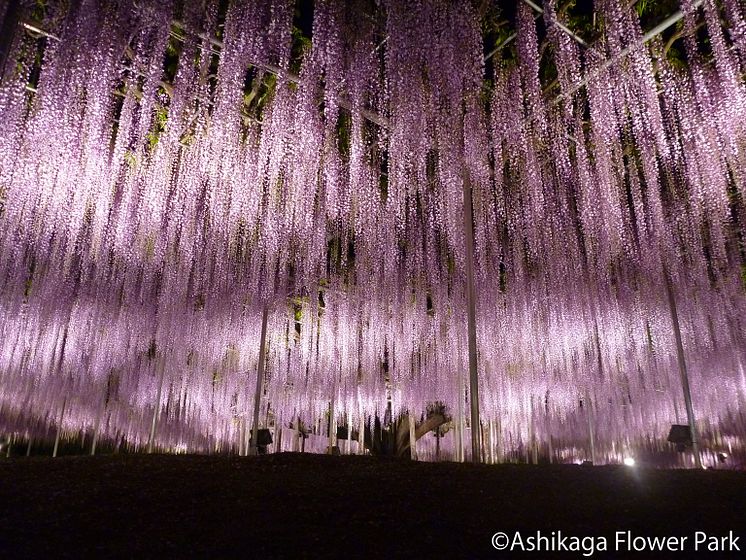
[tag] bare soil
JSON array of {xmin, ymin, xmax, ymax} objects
[{"xmin": 1, "ymin": 453, "xmax": 745, "ymax": 558}]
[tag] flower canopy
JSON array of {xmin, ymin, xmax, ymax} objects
[{"xmin": 0, "ymin": 0, "xmax": 745, "ymax": 460}]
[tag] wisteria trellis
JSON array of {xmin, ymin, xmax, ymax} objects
[{"xmin": 0, "ymin": 0, "xmax": 745, "ymax": 463}]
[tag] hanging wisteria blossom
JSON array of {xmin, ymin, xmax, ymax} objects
[{"xmin": 0, "ymin": 0, "xmax": 744, "ymax": 466}]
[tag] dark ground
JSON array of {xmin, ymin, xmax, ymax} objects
[{"xmin": 1, "ymin": 453, "xmax": 745, "ymax": 558}]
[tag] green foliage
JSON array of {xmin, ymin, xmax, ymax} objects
[
  {"xmin": 635, "ymin": 0, "xmax": 651, "ymax": 17},
  {"xmin": 241, "ymin": 70, "xmax": 278, "ymax": 126},
  {"xmin": 634, "ymin": 0, "xmax": 682, "ymax": 21},
  {"xmin": 143, "ymin": 235, "xmax": 155, "ymax": 261},
  {"xmin": 290, "ymin": 26, "xmax": 313, "ymax": 75},
  {"xmin": 563, "ymin": 2, "xmax": 597, "ymax": 47},
  {"xmin": 479, "ymin": 1, "xmax": 504, "ymax": 38},
  {"xmin": 146, "ymin": 105, "xmax": 169, "ymax": 152},
  {"xmin": 481, "ymin": 1, "xmax": 512, "ymax": 61},
  {"xmin": 163, "ymin": 36, "xmax": 180, "ymax": 84},
  {"xmin": 124, "ymin": 150, "xmax": 137, "ymax": 170},
  {"xmin": 30, "ymin": 0, "xmax": 47, "ymax": 22}
]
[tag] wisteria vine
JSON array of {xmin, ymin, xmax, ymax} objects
[{"xmin": 0, "ymin": 0, "xmax": 745, "ymax": 464}]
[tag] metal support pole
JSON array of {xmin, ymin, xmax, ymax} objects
[
  {"xmin": 238, "ymin": 419, "xmax": 245, "ymax": 455},
  {"xmin": 250, "ymin": 305, "xmax": 269, "ymax": 455},
  {"xmin": 53, "ymin": 397, "xmax": 66, "ymax": 458},
  {"xmin": 358, "ymin": 412, "xmax": 365, "ymax": 455},
  {"xmin": 483, "ymin": 420, "xmax": 488, "ymax": 465},
  {"xmin": 495, "ymin": 417, "xmax": 503, "ymax": 463},
  {"xmin": 664, "ymin": 270, "xmax": 702, "ymax": 469},
  {"xmin": 462, "ymin": 170, "xmax": 481, "ymax": 463},
  {"xmin": 408, "ymin": 414, "xmax": 417, "ymax": 461},
  {"xmin": 455, "ymin": 364, "xmax": 464, "ymax": 462},
  {"xmin": 346, "ymin": 413, "xmax": 352, "ymax": 455},
  {"xmin": 588, "ymin": 316, "xmax": 603, "ymax": 464},
  {"xmin": 147, "ymin": 358, "xmax": 165, "ymax": 454},
  {"xmin": 586, "ymin": 393, "xmax": 597, "ymax": 464},
  {"xmin": 530, "ymin": 396, "xmax": 538, "ymax": 465},
  {"xmin": 328, "ymin": 399, "xmax": 337, "ymax": 453}
]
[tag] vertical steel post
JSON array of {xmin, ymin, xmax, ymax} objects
[
  {"xmin": 52, "ymin": 397, "xmax": 66, "ymax": 458},
  {"xmin": 147, "ymin": 358, "xmax": 165, "ymax": 454},
  {"xmin": 664, "ymin": 270, "xmax": 702, "ymax": 469},
  {"xmin": 462, "ymin": 171, "xmax": 481, "ymax": 462},
  {"xmin": 586, "ymin": 393, "xmax": 597, "ymax": 464},
  {"xmin": 358, "ymin": 413, "xmax": 365, "ymax": 455},
  {"xmin": 455, "ymin": 362, "xmax": 464, "ymax": 462},
  {"xmin": 408, "ymin": 414, "xmax": 417, "ymax": 460},
  {"xmin": 346, "ymin": 414, "xmax": 352, "ymax": 454},
  {"xmin": 250, "ymin": 305, "xmax": 269, "ymax": 455},
  {"xmin": 328, "ymin": 398, "xmax": 337, "ymax": 453}
]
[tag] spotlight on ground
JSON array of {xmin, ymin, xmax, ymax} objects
[{"xmin": 623, "ymin": 457, "xmax": 636, "ymax": 467}]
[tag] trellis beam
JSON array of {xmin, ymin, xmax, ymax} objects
[
  {"xmin": 553, "ymin": 0, "xmax": 705, "ymax": 105},
  {"xmin": 18, "ymin": 0, "xmax": 705, "ymax": 131},
  {"xmin": 521, "ymin": 0, "xmax": 589, "ymax": 48}
]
